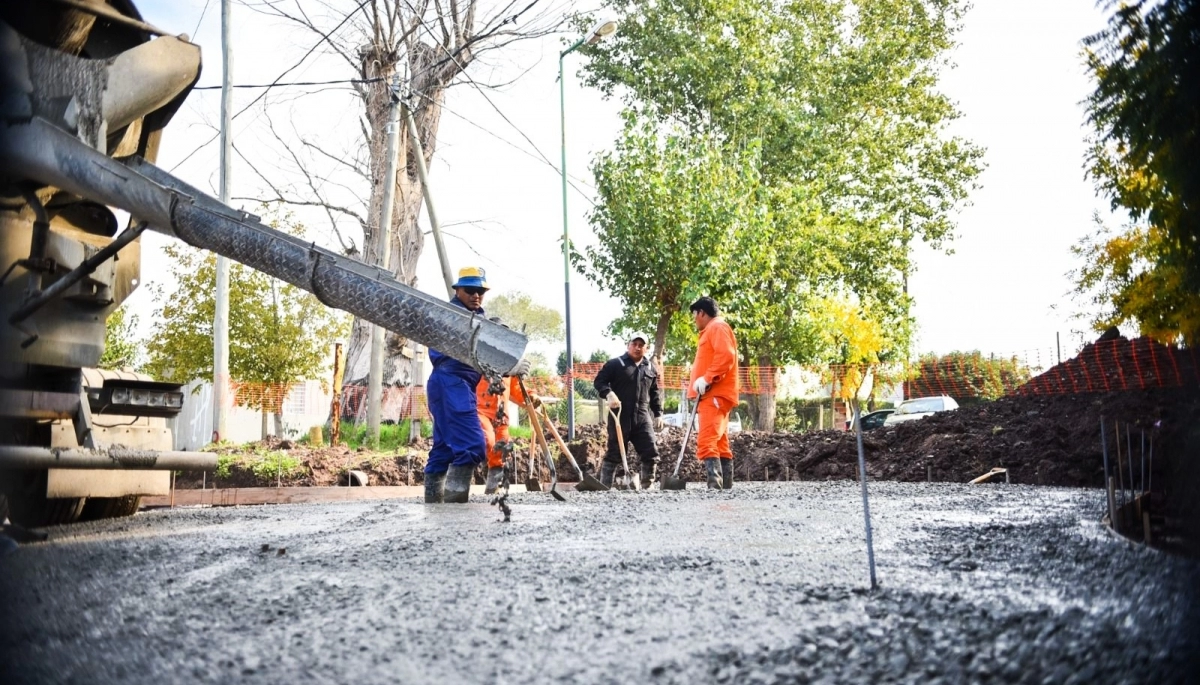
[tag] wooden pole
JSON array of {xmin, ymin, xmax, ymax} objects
[{"xmin": 329, "ymin": 343, "xmax": 344, "ymax": 446}]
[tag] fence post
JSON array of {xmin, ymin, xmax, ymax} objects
[{"xmin": 329, "ymin": 343, "xmax": 344, "ymax": 446}]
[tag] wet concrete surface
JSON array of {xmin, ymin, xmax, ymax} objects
[{"xmin": 1, "ymin": 482, "xmax": 1197, "ymax": 684}]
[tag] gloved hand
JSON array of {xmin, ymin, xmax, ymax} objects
[
  {"xmin": 605, "ymin": 391, "xmax": 621, "ymax": 409},
  {"xmin": 692, "ymin": 377, "xmax": 709, "ymax": 396},
  {"xmin": 654, "ymin": 415, "xmax": 665, "ymax": 431},
  {"xmin": 507, "ymin": 356, "xmax": 531, "ymax": 377},
  {"xmin": 529, "ymin": 394, "xmax": 542, "ymax": 408}
]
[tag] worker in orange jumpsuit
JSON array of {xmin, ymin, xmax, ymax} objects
[
  {"xmin": 476, "ymin": 374, "xmax": 538, "ymax": 494},
  {"xmin": 687, "ymin": 296, "xmax": 739, "ymax": 489},
  {"xmin": 476, "ymin": 317, "xmax": 540, "ymax": 494}
]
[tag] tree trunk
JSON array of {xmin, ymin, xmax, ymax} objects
[
  {"xmin": 746, "ymin": 362, "xmax": 779, "ymax": 432},
  {"xmin": 260, "ymin": 408, "xmax": 268, "ymax": 440},
  {"xmin": 273, "ymin": 411, "xmax": 284, "ymax": 438},
  {"xmin": 343, "ymin": 46, "xmax": 448, "ymax": 414}
]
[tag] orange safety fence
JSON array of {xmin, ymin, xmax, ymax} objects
[
  {"xmin": 1012, "ymin": 337, "xmax": 1200, "ymax": 396},
  {"xmin": 340, "ymin": 384, "xmax": 430, "ymax": 421},
  {"xmin": 569, "ymin": 363, "xmax": 781, "ymax": 395}
]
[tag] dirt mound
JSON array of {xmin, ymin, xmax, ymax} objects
[{"xmin": 726, "ymin": 389, "xmax": 1196, "ymax": 487}]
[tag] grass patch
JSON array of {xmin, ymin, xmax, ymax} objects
[
  {"xmin": 334, "ymin": 419, "xmax": 432, "ymax": 451},
  {"xmin": 214, "ymin": 450, "xmax": 305, "ymax": 481}
]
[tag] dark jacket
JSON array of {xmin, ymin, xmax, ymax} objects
[
  {"xmin": 428, "ymin": 297, "xmax": 483, "ymax": 385},
  {"xmin": 593, "ymin": 353, "xmax": 662, "ymax": 435}
]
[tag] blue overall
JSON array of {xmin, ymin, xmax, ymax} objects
[{"xmin": 425, "ymin": 298, "xmax": 487, "ymax": 474}]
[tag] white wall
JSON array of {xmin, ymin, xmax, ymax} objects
[{"xmin": 172, "ymin": 380, "xmax": 334, "ymax": 450}]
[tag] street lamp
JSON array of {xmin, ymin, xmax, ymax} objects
[{"xmin": 560, "ymin": 17, "xmax": 617, "ymax": 440}]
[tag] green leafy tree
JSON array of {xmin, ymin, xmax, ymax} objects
[
  {"xmin": 100, "ymin": 305, "xmax": 140, "ymax": 370},
  {"xmin": 1071, "ymin": 215, "xmax": 1200, "ymax": 343},
  {"xmin": 1077, "ymin": 0, "xmax": 1200, "ymax": 343},
  {"xmin": 580, "ymin": 0, "xmax": 983, "ymax": 429},
  {"xmin": 584, "ymin": 118, "xmax": 759, "ymax": 360},
  {"xmin": 143, "ymin": 210, "xmax": 349, "ymax": 437},
  {"xmin": 485, "ymin": 292, "xmax": 563, "ymax": 342},
  {"xmin": 1084, "ymin": 0, "xmax": 1200, "ymax": 293}
]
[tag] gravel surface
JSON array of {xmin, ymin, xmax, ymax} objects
[{"xmin": 2, "ymin": 483, "xmax": 1197, "ymax": 684}]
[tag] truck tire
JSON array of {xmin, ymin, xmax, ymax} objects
[
  {"xmin": 78, "ymin": 495, "xmax": 142, "ymax": 521},
  {"xmin": 0, "ymin": 471, "xmax": 85, "ymax": 528}
]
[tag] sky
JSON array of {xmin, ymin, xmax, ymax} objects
[{"xmin": 130, "ymin": 0, "xmax": 1119, "ymax": 371}]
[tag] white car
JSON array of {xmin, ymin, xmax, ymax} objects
[
  {"xmin": 882, "ymin": 396, "xmax": 959, "ymax": 426},
  {"xmin": 661, "ymin": 411, "xmax": 743, "ymax": 433}
]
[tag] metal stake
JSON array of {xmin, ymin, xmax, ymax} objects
[
  {"xmin": 1100, "ymin": 418, "xmax": 1115, "ymax": 526},
  {"xmin": 852, "ymin": 402, "xmax": 878, "ymax": 590}
]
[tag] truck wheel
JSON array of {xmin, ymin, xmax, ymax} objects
[
  {"xmin": 78, "ymin": 495, "xmax": 142, "ymax": 521},
  {"xmin": 0, "ymin": 471, "xmax": 85, "ymax": 528}
]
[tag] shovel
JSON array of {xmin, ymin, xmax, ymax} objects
[
  {"xmin": 517, "ymin": 377, "xmax": 564, "ymax": 501},
  {"xmin": 540, "ymin": 405, "xmax": 609, "ymax": 492},
  {"xmin": 661, "ymin": 394, "xmax": 702, "ymax": 491},
  {"xmin": 607, "ymin": 405, "xmax": 639, "ymax": 490}
]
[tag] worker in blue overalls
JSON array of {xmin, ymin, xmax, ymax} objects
[{"xmin": 425, "ymin": 267, "xmax": 530, "ymax": 503}]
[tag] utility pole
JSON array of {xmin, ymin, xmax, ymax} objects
[
  {"xmin": 367, "ymin": 75, "xmax": 403, "ymax": 447},
  {"xmin": 403, "ymin": 100, "xmax": 454, "ymax": 297},
  {"xmin": 213, "ymin": 0, "xmax": 232, "ymax": 443}
]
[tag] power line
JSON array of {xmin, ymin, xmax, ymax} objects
[
  {"xmin": 192, "ymin": 0, "xmax": 212, "ymax": 38},
  {"xmin": 410, "ymin": 90, "xmax": 597, "ymax": 206},
  {"xmin": 169, "ymin": 0, "xmax": 374, "ymax": 172},
  {"xmin": 193, "ymin": 77, "xmax": 383, "ymax": 90}
]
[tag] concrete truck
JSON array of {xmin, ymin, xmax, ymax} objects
[{"xmin": 0, "ymin": 2, "xmax": 527, "ymax": 527}]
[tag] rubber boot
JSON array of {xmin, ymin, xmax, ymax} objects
[
  {"xmin": 484, "ymin": 466, "xmax": 504, "ymax": 494},
  {"xmin": 424, "ymin": 471, "xmax": 446, "ymax": 504},
  {"xmin": 599, "ymin": 462, "xmax": 616, "ymax": 488},
  {"xmin": 443, "ymin": 464, "xmax": 474, "ymax": 503},
  {"xmin": 639, "ymin": 463, "xmax": 655, "ymax": 490},
  {"xmin": 705, "ymin": 458, "xmax": 724, "ymax": 490},
  {"xmin": 720, "ymin": 458, "xmax": 733, "ymax": 490}
]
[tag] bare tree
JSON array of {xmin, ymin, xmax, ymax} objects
[{"xmin": 239, "ymin": 0, "xmax": 566, "ymax": 393}]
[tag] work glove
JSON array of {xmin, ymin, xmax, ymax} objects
[
  {"xmin": 506, "ymin": 356, "xmax": 531, "ymax": 377},
  {"xmin": 605, "ymin": 391, "xmax": 621, "ymax": 409},
  {"xmin": 692, "ymin": 377, "xmax": 709, "ymax": 396},
  {"xmin": 654, "ymin": 415, "xmax": 664, "ymax": 431},
  {"xmin": 529, "ymin": 394, "xmax": 542, "ymax": 408}
]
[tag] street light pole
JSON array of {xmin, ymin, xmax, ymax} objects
[{"xmin": 559, "ymin": 18, "xmax": 617, "ymax": 441}]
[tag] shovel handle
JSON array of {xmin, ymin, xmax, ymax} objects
[
  {"xmin": 540, "ymin": 405, "xmax": 588, "ymax": 479},
  {"xmin": 519, "ymin": 381, "xmax": 558, "ymax": 486},
  {"xmin": 607, "ymin": 405, "xmax": 636, "ymax": 490},
  {"xmin": 518, "ymin": 379, "xmax": 559, "ymax": 484},
  {"xmin": 607, "ymin": 405, "xmax": 631, "ymax": 472},
  {"xmin": 671, "ymin": 392, "xmax": 703, "ymax": 478}
]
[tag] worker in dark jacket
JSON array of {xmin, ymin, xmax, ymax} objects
[
  {"xmin": 592, "ymin": 332, "xmax": 663, "ymax": 489},
  {"xmin": 426, "ymin": 267, "xmax": 530, "ymax": 503}
]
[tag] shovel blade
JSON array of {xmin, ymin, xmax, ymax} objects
[
  {"xmin": 525, "ymin": 478, "xmax": 542, "ymax": 492},
  {"xmin": 575, "ymin": 474, "xmax": 610, "ymax": 492},
  {"xmin": 549, "ymin": 486, "xmax": 567, "ymax": 501},
  {"xmin": 661, "ymin": 475, "xmax": 687, "ymax": 491}
]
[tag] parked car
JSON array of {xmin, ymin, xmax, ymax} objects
[
  {"xmin": 661, "ymin": 412, "xmax": 696, "ymax": 430},
  {"xmin": 728, "ymin": 412, "xmax": 743, "ymax": 434},
  {"xmin": 845, "ymin": 408, "xmax": 895, "ymax": 432},
  {"xmin": 883, "ymin": 396, "xmax": 959, "ymax": 426},
  {"xmin": 660, "ymin": 411, "xmax": 743, "ymax": 433}
]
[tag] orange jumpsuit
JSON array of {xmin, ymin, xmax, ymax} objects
[
  {"xmin": 476, "ymin": 377, "xmax": 529, "ymax": 469},
  {"xmin": 687, "ymin": 317, "xmax": 739, "ymax": 461}
]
